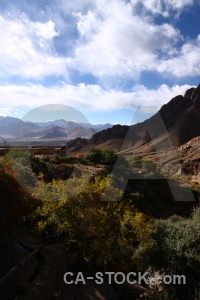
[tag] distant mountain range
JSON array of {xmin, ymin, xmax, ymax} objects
[{"xmin": 0, "ymin": 117, "xmax": 112, "ymax": 141}]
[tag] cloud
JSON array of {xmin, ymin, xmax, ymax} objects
[
  {"xmin": 133, "ymin": 0, "xmax": 194, "ymax": 16},
  {"xmin": 0, "ymin": 83, "xmax": 193, "ymax": 116},
  {"xmin": 164, "ymin": 0, "xmax": 194, "ymax": 10},
  {"xmin": 0, "ymin": 15, "xmax": 69, "ymax": 79},
  {"xmin": 30, "ymin": 20, "xmax": 58, "ymax": 39},
  {"xmin": 0, "ymin": 0, "xmax": 198, "ymax": 83},
  {"xmin": 0, "ymin": 107, "xmax": 19, "ymax": 117},
  {"xmin": 72, "ymin": 0, "xmax": 181, "ymax": 80},
  {"xmin": 156, "ymin": 35, "xmax": 200, "ymax": 76}
]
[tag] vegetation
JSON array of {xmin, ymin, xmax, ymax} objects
[
  {"xmin": 32, "ymin": 175, "xmax": 153, "ymax": 266},
  {"xmin": 85, "ymin": 148, "xmax": 104, "ymax": 165},
  {"xmin": 135, "ymin": 209, "xmax": 200, "ymax": 299},
  {"xmin": 0, "ymin": 149, "xmax": 200, "ymax": 299},
  {"xmin": 129, "ymin": 156, "xmax": 157, "ymax": 172},
  {"xmin": 3, "ymin": 149, "xmax": 48, "ymax": 175},
  {"xmin": 101, "ymin": 149, "xmax": 118, "ymax": 165},
  {"xmin": 85, "ymin": 147, "xmax": 127, "ymax": 166},
  {"xmin": 43, "ymin": 154, "xmax": 69, "ymax": 164},
  {"xmin": 76, "ymin": 152, "xmax": 84, "ymax": 159}
]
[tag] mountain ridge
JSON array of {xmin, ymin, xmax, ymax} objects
[
  {"xmin": 0, "ymin": 117, "xmax": 112, "ymax": 141},
  {"xmin": 65, "ymin": 84, "xmax": 200, "ymax": 154}
]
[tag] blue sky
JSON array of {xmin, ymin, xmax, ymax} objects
[{"xmin": 0, "ymin": 0, "xmax": 200, "ymax": 125}]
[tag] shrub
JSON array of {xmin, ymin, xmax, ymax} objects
[
  {"xmin": 101, "ymin": 149, "xmax": 117, "ymax": 165},
  {"xmin": 129, "ymin": 156, "xmax": 143, "ymax": 168},
  {"xmin": 2, "ymin": 149, "xmax": 49, "ymax": 179},
  {"xmin": 85, "ymin": 148, "xmax": 103, "ymax": 166},
  {"xmin": 49, "ymin": 154, "xmax": 69, "ymax": 164},
  {"xmin": 139, "ymin": 208, "xmax": 200, "ymax": 299},
  {"xmin": 77, "ymin": 153, "xmax": 84, "ymax": 159},
  {"xmin": 142, "ymin": 160, "xmax": 157, "ymax": 172},
  {"xmin": 33, "ymin": 175, "xmax": 153, "ymax": 268}
]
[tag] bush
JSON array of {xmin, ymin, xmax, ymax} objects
[
  {"xmin": 2, "ymin": 149, "xmax": 49, "ymax": 178},
  {"xmin": 129, "ymin": 156, "xmax": 143, "ymax": 168},
  {"xmin": 49, "ymin": 154, "xmax": 69, "ymax": 164},
  {"xmin": 137, "ymin": 208, "xmax": 200, "ymax": 299},
  {"xmin": 77, "ymin": 153, "xmax": 84, "ymax": 159},
  {"xmin": 33, "ymin": 175, "xmax": 153, "ymax": 268},
  {"xmin": 85, "ymin": 148, "xmax": 129, "ymax": 167},
  {"xmin": 142, "ymin": 160, "xmax": 157, "ymax": 172},
  {"xmin": 101, "ymin": 149, "xmax": 117, "ymax": 165},
  {"xmin": 129, "ymin": 157, "xmax": 157, "ymax": 173}
]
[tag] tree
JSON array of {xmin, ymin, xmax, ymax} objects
[
  {"xmin": 33, "ymin": 175, "xmax": 153, "ymax": 267},
  {"xmin": 102, "ymin": 149, "xmax": 117, "ymax": 165},
  {"xmin": 85, "ymin": 148, "xmax": 103, "ymax": 166}
]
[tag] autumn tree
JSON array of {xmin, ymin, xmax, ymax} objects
[{"xmin": 33, "ymin": 175, "xmax": 153, "ymax": 267}]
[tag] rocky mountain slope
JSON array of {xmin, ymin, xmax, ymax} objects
[{"xmin": 65, "ymin": 84, "xmax": 200, "ymax": 155}]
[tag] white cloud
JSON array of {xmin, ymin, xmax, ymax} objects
[
  {"xmin": 165, "ymin": 0, "xmax": 194, "ymax": 10},
  {"xmin": 72, "ymin": 0, "xmax": 181, "ymax": 79},
  {"xmin": 0, "ymin": 15, "xmax": 68, "ymax": 79},
  {"xmin": 30, "ymin": 20, "xmax": 58, "ymax": 39},
  {"xmin": 68, "ymin": 0, "xmax": 199, "ymax": 81},
  {"xmin": 137, "ymin": 0, "xmax": 165, "ymax": 15},
  {"xmin": 0, "ymin": 83, "xmax": 193, "ymax": 115},
  {"xmin": 130, "ymin": 84, "xmax": 192, "ymax": 106},
  {"xmin": 0, "ymin": 0, "xmax": 198, "ymax": 82},
  {"xmin": 75, "ymin": 10, "xmax": 101, "ymax": 38},
  {"xmin": 156, "ymin": 36, "xmax": 200, "ymax": 76},
  {"xmin": 136, "ymin": 0, "xmax": 194, "ymax": 16},
  {"xmin": 0, "ymin": 107, "xmax": 19, "ymax": 117}
]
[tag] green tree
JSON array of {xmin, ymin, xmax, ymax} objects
[
  {"xmin": 85, "ymin": 148, "xmax": 103, "ymax": 166},
  {"xmin": 101, "ymin": 149, "xmax": 117, "ymax": 165}
]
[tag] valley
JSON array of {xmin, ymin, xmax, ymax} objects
[{"xmin": 1, "ymin": 85, "xmax": 200, "ymax": 299}]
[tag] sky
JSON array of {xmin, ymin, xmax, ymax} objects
[{"xmin": 0, "ymin": 0, "xmax": 200, "ymax": 125}]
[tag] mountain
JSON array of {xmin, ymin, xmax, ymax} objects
[
  {"xmin": 0, "ymin": 117, "xmax": 40, "ymax": 137},
  {"xmin": 0, "ymin": 116, "xmax": 111, "ymax": 141},
  {"xmin": 35, "ymin": 119, "xmax": 79, "ymax": 130},
  {"xmin": 67, "ymin": 127, "xmax": 96, "ymax": 140},
  {"xmin": 24, "ymin": 125, "xmax": 68, "ymax": 139},
  {"xmin": 65, "ymin": 84, "xmax": 200, "ymax": 154},
  {"xmin": 2, "ymin": 84, "xmax": 200, "ymax": 146},
  {"xmin": 34, "ymin": 120, "xmax": 112, "ymax": 132},
  {"xmin": 79, "ymin": 123, "xmax": 113, "ymax": 131}
]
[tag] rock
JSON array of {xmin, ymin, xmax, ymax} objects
[
  {"xmin": 190, "ymin": 84, "xmax": 200, "ymax": 102},
  {"xmin": 143, "ymin": 129, "xmax": 151, "ymax": 144},
  {"xmin": 184, "ymin": 87, "xmax": 195, "ymax": 98},
  {"xmin": 193, "ymin": 92, "xmax": 200, "ymax": 106}
]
